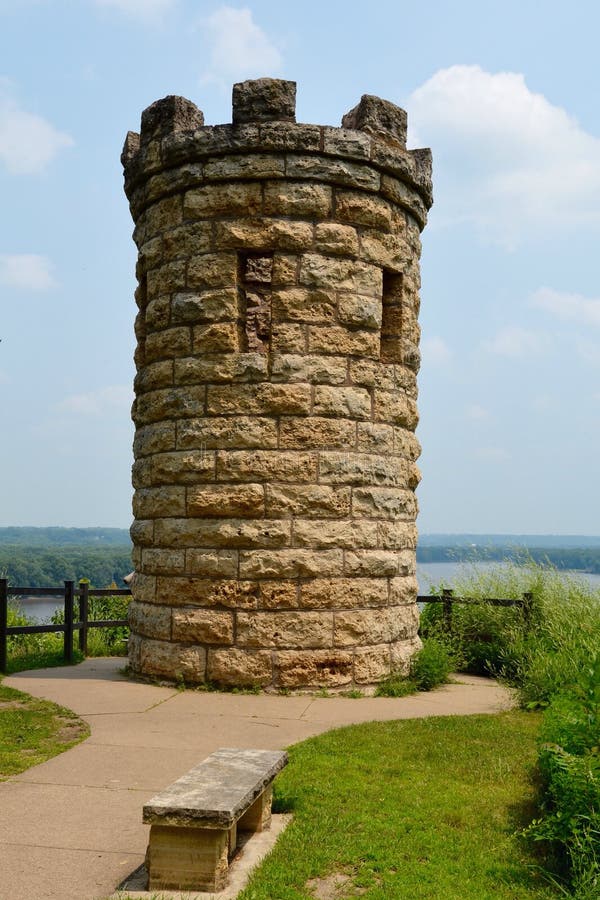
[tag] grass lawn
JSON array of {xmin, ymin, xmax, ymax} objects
[
  {"xmin": 240, "ymin": 711, "xmax": 559, "ymax": 900},
  {"xmin": 0, "ymin": 682, "xmax": 89, "ymax": 779}
]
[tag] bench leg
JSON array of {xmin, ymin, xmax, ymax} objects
[
  {"xmin": 238, "ymin": 785, "xmax": 273, "ymax": 833},
  {"xmin": 147, "ymin": 823, "xmax": 233, "ymax": 892}
]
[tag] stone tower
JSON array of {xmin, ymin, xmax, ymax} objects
[{"xmin": 122, "ymin": 79, "xmax": 432, "ymax": 689}]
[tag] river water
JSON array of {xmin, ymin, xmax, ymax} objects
[{"xmin": 12, "ymin": 561, "xmax": 600, "ymax": 623}]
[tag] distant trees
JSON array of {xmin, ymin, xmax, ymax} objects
[
  {"xmin": 416, "ymin": 545, "xmax": 600, "ymax": 573},
  {"xmin": 0, "ymin": 547, "xmax": 133, "ymax": 588}
]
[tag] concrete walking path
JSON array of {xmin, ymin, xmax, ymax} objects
[{"xmin": 1, "ymin": 658, "xmax": 514, "ymax": 900}]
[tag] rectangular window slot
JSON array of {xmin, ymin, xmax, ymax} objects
[
  {"xmin": 239, "ymin": 253, "xmax": 273, "ymax": 353},
  {"xmin": 380, "ymin": 271, "xmax": 403, "ymax": 364}
]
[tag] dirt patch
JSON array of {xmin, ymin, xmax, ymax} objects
[
  {"xmin": 306, "ymin": 872, "xmax": 366, "ymax": 899},
  {"xmin": 0, "ymin": 701, "xmax": 27, "ymax": 711},
  {"xmin": 54, "ymin": 715, "xmax": 88, "ymax": 744}
]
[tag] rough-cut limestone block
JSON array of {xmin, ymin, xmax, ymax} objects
[
  {"xmin": 134, "ymin": 423, "xmax": 177, "ymax": 457},
  {"xmin": 334, "ymin": 606, "xmax": 416, "ymax": 648},
  {"xmin": 318, "ymin": 452, "xmax": 406, "ymax": 486},
  {"xmin": 335, "ymin": 190, "xmax": 393, "ymax": 229},
  {"xmin": 129, "ymin": 634, "xmax": 206, "ymax": 680},
  {"xmin": 314, "ymin": 223, "xmax": 359, "ymax": 257},
  {"xmin": 391, "ymin": 636, "xmax": 423, "ymax": 676},
  {"xmin": 353, "ymin": 643, "xmax": 393, "ymax": 684},
  {"xmin": 269, "ymin": 353, "xmax": 347, "ymax": 384},
  {"xmin": 154, "ymin": 518, "xmax": 291, "ymax": 550},
  {"xmin": 135, "ymin": 360, "xmax": 174, "ymax": 393},
  {"xmin": 177, "ymin": 416, "xmax": 278, "ymax": 451},
  {"xmin": 147, "ymin": 824, "xmax": 229, "ymax": 892},
  {"xmin": 300, "ymin": 254, "xmax": 382, "ymax": 297},
  {"xmin": 174, "ymin": 353, "xmax": 268, "ymax": 385},
  {"xmin": 292, "ymin": 519, "xmax": 379, "ymax": 550},
  {"xmin": 279, "ymin": 416, "xmax": 356, "ymax": 450},
  {"xmin": 265, "ymin": 484, "xmax": 351, "ymax": 518},
  {"xmin": 216, "ymin": 450, "xmax": 318, "ymax": 484},
  {"xmin": 352, "ymin": 487, "xmax": 417, "ymax": 520},
  {"xmin": 131, "ymin": 573, "xmax": 157, "ymax": 604},
  {"xmin": 236, "ymin": 611, "xmax": 333, "ymax": 649},
  {"xmin": 272, "ymin": 287, "xmax": 337, "ymax": 324},
  {"xmin": 270, "ymin": 322, "xmax": 307, "ymax": 353},
  {"xmin": 172, "ymin": 608, "xmax": 234, "ymax": 644},
  {"xmin": 337, "ymin": 294, "xmax": 381, "ymax": 329},
  {"xmin": 232, "ymin": 78, "xmax": 296, "ymax": 124},
  {"xmin": 150, "ymin": 450, "xmax": 215, "ymax": 485},
  {"xmin": 184, "ymin": 183, "xmax": 262, "ymax": 218},
  {"xmin": 356, "ymin": 423, "xmax": 395, "ymax": 453},
  {"xmin": 344, "ymin": 550, "xmax": 399, "ymax": 577},
  {"xmin": 308, "ymin": 326, "xmax": 379, "ymax": 358},
  {"xmin": 299, "ymin": 578, "xmax": 389, "ymax": 610},
  {"xmin": 342, "ymin": 94, "xmax": 407, "ymax": 146},
  {"xmin": 286, "ymin": 155, "xmax": 380, "ymax": 192},
  {"xmin": 274, "ymin": 649, "xmax": 353, "ymax": 687},
  {"xmin": 208, "ymin": 648, "xmax": 273, "ymax": 686},
  {"xmin": 171, "ymin": 289, "xmax": 239, "ymax": 323},
  {"xmin": 313, "ymin": 386, "xmax": 371, "ymax": 420},
  {"xmin": 258, "ymin": 581, "xmax": 299, "ymax": 610},
  {"xmin": 128, "ymin": 601, "xmax": 172, "ymax": 640},
  {"xmin": 186, "ymin": 484, "xmax": 264, "ymax": 518},
  {"xmin": 206, "ymin": 383, "xmax": 312, "ymax": 416},
  {"xmin": 133, "ymin": 486, "xmax": 186, "ymax": 518},
  {"xmin": 185, "ymin": 549, "xmax": 238, "ymax": 578},
  {"xmin": 239, "ymin": 549, "xmax": 344, "ymax": 580},
  {"xmin": 142, "ymin": 548, "xmax": 186, "ymax": 575},
  {"xmin": 263, "ymin": 181, "xmax": 332, "ymax": 217}
]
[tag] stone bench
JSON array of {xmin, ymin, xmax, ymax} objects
[{"xmin": 143, "ymin": 747, "xmax": 288, "ymax": 892}]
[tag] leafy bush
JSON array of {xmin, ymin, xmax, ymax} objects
[
  {"xmin": 375, "ymin": 638, "xmax": 454, "ymax": 697},
  {"xmin": 420, "ymin": 559, "xmax": 600, "ymax": 896}
]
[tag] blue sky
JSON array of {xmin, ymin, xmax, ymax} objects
[{"xmin": 1, "ymin": 0, "xmax": 598, "ymax": 534}]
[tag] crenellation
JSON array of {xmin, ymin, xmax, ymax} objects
[{"xmin": 124, "ymin": 78, "xmax": 432, "ymax": 688}]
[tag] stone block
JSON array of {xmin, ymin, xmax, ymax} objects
[
  {"xmin": 204, "ymin": 154, "xmax": 285, "ymax": 181},
  {"xmin": 337, "ymin": 294, "xmax": 381, "ymax": 329},
  {"xmin": 299, "ymin": 578, "xmax": 388, "ymax": 610},
  {"xmin": 134, "ymin": 387, "xmax": 206, "ymax": 426},
  {"xmin": 349, "ymin": 359, "xmax": 397, "ymax": 390},
  {"xmin": 353, "ymin": 644, "xmax": 392, "ymax": 683},
  {"xmin": 130, "ymin": 634, "xmax": 206, "ymax": 681},
  {"xmin": 335, "ymin": 190, "xmax": 393, "ymax": 229},
  {"xmin": 171, "ymin": 289, "xmax": 239, "ymax": 323},
  {"xmin": 145, "ymin": 195, "xmax": 183, "ymax": 237},
  {"xmin": 313, "ymin": 386, "xmax": 372, "ymax": 419},
  {"xmin": 177, "ymin": 416, "xmax": 278, "ymax": 450},
  {"xmin": 272, "ymin": 288, "xmax": 337, "ymax": 324},
  {"xmin": 378, "ymin": 522, "xmax": 418, "ymax": 550},
  {"xmin": 174, "ymin": 353, "xmax": 268, "ymax": 384},
  {"xmin": 216, "ymin": 218, "xmax": 312, "ymax": 252},
  {"xmin": 258, "ymin": 581, "xmax": 299, "ymax": 610},
  {"xmin": 308, "ymin": 326, "xmax": 379, "ymax": 358},
  {"xmin": 270, "ymin": 353, "xmax": 347, "ymax": 385},
  {"xmin": 344, "ymin": 550, "xmax": 398, "ymax": 577},
  {"xmin": 134, "ymin": 422, "xmax": 177, "ymax": 457},
  {"xmin": 239, "ymin": 549, "xmax": 344, "ymax": 579},
  {"xmin": 187, "ymin": 253, "xmax": 238, "ymax": 289},
  {"xmin": 322, "ymin": 127, "xmax": 371, "ymax": 160},
  {"xmin": 207, "ymin": 648, "xmax": 273, "ymax": 686},
  {"xmin": 186, "ymin": 484, "xmax": 264, "ymax": 518},
  {"xmin": 131, "ymin": 573, "xmax": 157, "ymax": 604},
  {"xmin": 151, "ymin": 450, "xmax": 215, "ymax": 484},
  {"xmin": 133, "ymin": 486, "xmax": 186, "ymax": 518},
  {"xmin": 135, "ymin": 360, "xmax": 174, "ymax": 393},
  {"xmin": 300, "ymin": 253, "xmax": 382, "ymax": 297},
  {"xmin": 232, "ymin": 78, "xmax": 296, "ymax": 124},
  {"xmin": 192, "ymin": 323, "xmax": 240, "ymax": 354},
  {"xmin": 142, "ymin": 548, "xmax": 186, "ymax": 575},
  {"xmin": 184, "ymin": 183, "xmax": 262, "ymax": 219},
  {"xmin": 154, "ymin": 518, "xmax": 291, "ymax": 550},
  {"xmin": 185, "ymin": 549, "xmax": 238, "ymax": 578},
  {"xmin": 217, "ymin": 450, "xmax": 318, "ymax": 483},
  {"xmin": 389, "ymin": 577, "xmax": 419, "ymax": 609},
  {"xmin": 128, "ymin": 601, "xmax": 172, "ymax": 641},
  {"xmin": 352, "ymin": 487, "xmax": 416, "ymax": 520},
  {"xmin": 236, "ymin": 611, "xmax": 333, "ymax": 649},
  {"xmin": 146, "ymin": 823, "xmax": 228, "ymax": 892},
  {"xmin": 374, "ymin": 391, "xmax": 419, "ymax": 428},
  {"xmin": 263, "ymin": 181, "xmax": 332, "ymax": 217},
  {"xmin": 334, "ymin": 608, "xmax": 410, "ymax": 647},
  {"xmin": 274, "ymin": 649, "xmax": 353, "ymax": 687},
  {"xmin": 314, "ymin": 223, "xmax": 359, "ymax": 256},
  {"xmin": 130, "ymin": 519, "xmax": 154, "ymax": 546},
  {"xmin": 318, "ymin": 452, "xmax": 406, "ymax": 486},
  {"xmin": 266, "ymin": 484, "xmax": 351, "ymax": 518},
  {"xmin": 270, "ymin": 322, "xmax": 307, "ymax": 353},
  {"xmin": 162, "ymin": 222, "xmax": 213, "ymax": 259},
  {"xmin": 292, "ymin": 519, "xmax": 378, "ymax": 550},
  {"xmin": 390, "ymin": 636, "xmax": 422, "ymax": 676},
  {"xmin": 356, "ymin": 423, "xmax": 395, "ymax": 453},
  {"xmin": 342, "ymin": 95, "xmax": 407, "ymax": 146},
  {"xmin": 140, "ymin": 95, "xmax": 204, "ymax": 145},
  {"xmin": 206, "ymin": 383, "xmax": 312, "ymax": 416},
  {"xmin": 286, "ymin": 155, "xmax": 380, "ymax": 192},
  {"xmin": 144, "ymin": 327, "xmax": 192, "ymax": 363},
  {"xmin": 172, "ymin": 608, "xmax": 234, "ymax": 644},
  {"xmin": 259, "ymin": 122, "xmax": 321, "ymax": 152},
  {"xmin": 279, "ymin": 417, "xmax": 356, "ymax": 450}
]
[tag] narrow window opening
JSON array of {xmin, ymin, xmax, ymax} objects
[
  {"xmin": 238, "ymin": 252, "xmax": 273, "ymax": 353},
  {"xmin": 380, "ymin": 270, "xmax": 403, "ymax": 364}
]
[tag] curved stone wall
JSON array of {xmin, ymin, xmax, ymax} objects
[{"xmin": 122, "ymin": 79, "xmax": 432, "ymax": 689}]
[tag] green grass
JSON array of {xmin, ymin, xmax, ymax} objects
[
  {"xmin": 0, "ymin": 682, "xmax": 89, "ymax": 779},
  {"xmin": 240, "ymin": 711, "xmax": 560, "ymax": 900}
]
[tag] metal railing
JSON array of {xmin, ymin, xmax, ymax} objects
[{"xmin": 0, "ymin": 579, "xmax": 130, "ymax": 674}]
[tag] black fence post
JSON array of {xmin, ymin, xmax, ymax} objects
[
  {"xmin": 64, "ymin": 581, "xmax": 75, "ymax": 664},
  {"xmin": 522, "ymin": 591, "xmax": 533, "ymax": 631},
  {"xmin": 0, "ymin": 578, "xmax": 8, "ymax": 674},
  {"xmin": 78, "ymin": 581, "xmax": 89, "ymax": 655},
  {"xmin": 442, "ymin": 588, "xmax": 453, "ymax": 634}
]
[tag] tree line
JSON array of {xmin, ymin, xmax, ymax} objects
[
  {"xmin": 416, "ymin": 545, "xmax": 600, "ymax": 573},
  {"xmin": 1, "ymin": 546, "xmax": 133, "ymax": 588}
]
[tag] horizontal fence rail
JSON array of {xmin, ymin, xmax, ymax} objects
[
  {"xmin": 0, "ymin": 578, "xmax": 131, "ymax": 674},
  {"xmin": 0, "ymin": 581, "xmax": 534, "ymax": 674}
]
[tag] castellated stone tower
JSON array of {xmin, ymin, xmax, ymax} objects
[{"xmin": 122, "ymin": 78, "xmax": 432, "ymax": 689}]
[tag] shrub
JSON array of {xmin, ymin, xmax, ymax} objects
[{"xmin": 375, "ymin": 638, "xmax": 454, "ymax": 697}]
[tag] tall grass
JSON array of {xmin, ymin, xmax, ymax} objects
[{"xmin": 421, "ymin": 559, "xmax": 600, "ymax": 897}]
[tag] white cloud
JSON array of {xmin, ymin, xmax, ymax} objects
[
  {"xmin": 531, "ymin": 287, "xmax": 600, "ymax": 327},
  {"xmin": 0, "ymin": 81, "xmax": 73, "ymax": 175},
  {"xmin": 482, "ymin": 326, "xmax": 548, "ymax": 357},
  {"xmin": 421, "ymin": 336, "xmax": 452, "ymax": 365},
  {"xmin": 408, "ymin": 65, "xmax": 600, "ymax": 246},
  {"xmin": 0, "ymin": 254, "xmax": 56, "ymax": 290},
  {"xmin": 200, "ymin": 6, "xmax": 283, "ymax": 86},
  {"xmin": 94, "ymin": 0, "xmax": 176, "ymax": 23},
  {"xmin": 56, "ymin": 385, "xmax": 132, "ymax": 416}
]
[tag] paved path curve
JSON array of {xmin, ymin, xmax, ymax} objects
[{"xmin": 1, "ymin": 658, "xmax": 513, "ymax": 900}]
